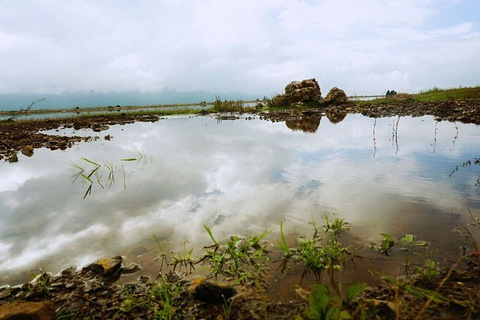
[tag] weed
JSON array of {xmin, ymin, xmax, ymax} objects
[
  {"xmin": 212, "ymin": 97, "xmax": 245, "ymax": 112},
  {"xmin": 302, "ymin": 283, "xmax": 366, "ymax": 320},
  {"xmin": 278, "ymin": 215, "xmax": 352, "ymax": 284},
  {"xmin": 277, "ymin": 220, "xmax": 292, "ymax": 257},
  {"xmin": 222, "ymin": 295, "xmax": 233, "ymax": 320},
  {"xmin": 379, "ymin": 233, "xmax": 395, "ymax": 256},
  {"xmin": 399, "ymin": 234, "xmax": 429, "ymax": 276},
  {"xmin": 455, "ymin": 208, "xmax": 480, "ymax": 253},
  {"xmin": 170, "ymin": 241, "xmax": 196, "ymax": 276},
  {"xmin": 372, "ymin": 271, "xmax": 448, "ymax": 304},
  {"xmin": 26, "ymin": 271, "xmax": 50, "ymax": 298},
  {"xmin": 199, "ymin": 225, "xmax": 271, "ymax": 286},
  {"xmin": 414, "ymin": 250, "xmax": 440, "ymax": 278},
  {"xmin": 149, "ymin": 275, "xmax": 183, "ymax": 319},
  {"xmin": 375, "ymin": 233, "xmax": 428, "ymax": 276},
  {"xmin": 152, "ymin": 234, "xmax": 195, "ymax": 277}
]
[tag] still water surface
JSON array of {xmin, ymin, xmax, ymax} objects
[{"xmin": 1, "ymin": 114, "xmax": 479, "ymax": 284}]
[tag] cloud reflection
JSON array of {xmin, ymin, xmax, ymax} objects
[{"xmin": 0, "ymin": 115, "xmax": 479, "ymax": 281}]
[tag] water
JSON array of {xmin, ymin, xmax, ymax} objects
[
  {"xmin": 0, "ymin": 104, "xmax": 211, "ymax": 121},
  {"xmin": 1, "ymin": 114, "xmax": 479, "ymax": 285}
]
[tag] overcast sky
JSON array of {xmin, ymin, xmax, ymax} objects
[{"xmin": 1, "ymin": 0, "xmax": 479, "ymax": 97}]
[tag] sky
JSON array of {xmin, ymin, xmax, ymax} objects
[{"xmin": 0, "ymin": 0, "xmax": 479, "ymax": 98}]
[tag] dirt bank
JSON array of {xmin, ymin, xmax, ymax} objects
[
  {"xmin": 0, "ymin": 114, "xmax": 159, "ymax": 162},
  {"xmin": 1, "ymin": 100, "xmax": 479, "ymax": 162}
]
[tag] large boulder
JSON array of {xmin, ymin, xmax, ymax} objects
[
  {"xmin": 285, "ymin": 78, "xmax": 322, "ymax": 104},
  {"xmin": 325, "ymin": 87, "xmax": 348, "ymax": 104},
  {"xmin": 270, "ymin": 78, "xmax": 323, "ymax": 107}
]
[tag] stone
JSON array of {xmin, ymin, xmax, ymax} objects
[
  {"xmin": 270, "ymin": 79, "xmax": 323, "ymax": 108},
  {"xmin": 0, "ymin": 301, "xmax": 56, "ymax": 320},
  {"xmin": 21, "ymin": 145, "xmax": 34, "ymax": 157},
  {"xmin": 188, "ymin": 278, "xmax": 236, "ymax": 304},
  {"xmin": 325, "ymin": 87, "xmax": 348, "ymax": 104},
  {"xmin": 120, "ymin": 263, "xmax": 142, "ymax": 274},
  {"xmin": 82, "ymin": 256, "xmax": 123, "ymax": 281},
  {"xmin": 284, "ymin": 78, "xmax": 322, "ymax": 103}
]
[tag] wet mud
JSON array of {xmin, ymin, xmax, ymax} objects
[{"xmin": 1, "ymin": 100, "xmax": 479, "ymax": 162}]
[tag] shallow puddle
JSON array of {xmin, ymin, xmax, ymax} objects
[{"xmin": 1, "ymin": 114, "xmax": 479, "ymax": 287}]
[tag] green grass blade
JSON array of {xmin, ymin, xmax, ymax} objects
[{"xmin": 204, "ymin": 224, "xmax": 219, "ymax": 247}]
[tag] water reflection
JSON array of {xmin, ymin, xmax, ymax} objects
[
  {"xmin": 325, "ymin": 111, "xmax": 347, "ymax": 124},
  {"xmin": 285, "ymin": 115, "xmax": 322, "ymax": 133},
  {"xmin": 0, "ymin": 115, "xmax": 479, "ymax": 284}
]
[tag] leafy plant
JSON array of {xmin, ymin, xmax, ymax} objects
[
  {"xmin": 375, "ymin": 233, "xmax": 428, "ymax": 276},
  {"xmin": 414, "ymin": 248, "xmax": 440, "ymax": 279},
  {"xmin": 379, "ymin": 233, "xmax": 395, "ymax": 256},
  {"xmin": 278, "ymin": 215, "xmax": 352, "ymax": 284},
  {"xmin": 199, "ymin": 225, "xmax": 271, "ymax": 286},
  {"xmin": 399, "ymin": 234, "xmax": 428, "ymax": 276},
  {"xmin": 303, "ymin": 283, "xmax": 366, "ymax": 320}
]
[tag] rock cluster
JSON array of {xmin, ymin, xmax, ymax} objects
[
  {"xmin": 0, "ymin": 256, "xmax": 244, "ymax": 319},
  {"xmin": 269, "ymin": 79, "xmax": 350, "ymax": 108},
  {"xmin": 270, "ymin": 78, "xmax": 323, "ymax": 107}
]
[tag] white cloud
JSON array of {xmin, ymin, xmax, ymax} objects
[
  {"xmin": 0, "ymin": 0, "xmax": 478, "ymax": 96},
  {"xmin": 432, "ymin": 22, "xmax": 474, "ymax": 35}
]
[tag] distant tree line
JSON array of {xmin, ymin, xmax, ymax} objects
[{"xmin": 386, "ymin": 90, "xmax": 397, "ymax": 97}]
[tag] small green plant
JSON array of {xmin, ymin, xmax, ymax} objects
[
  {"xmin": 170, "ymin": 241, "xmax": 196, "ymax": 276},
  {"xmin": 118, "ymin": 287, "xmax": 136, "ymax": 313},
  {"xmin": 152, "ymin": 275, "xmax": 183, "ymax": 319},
  {"xmin": 200, "ymin": 225, "xmax": 271, "ymax": 286},
  {"xmin": 412, "ymin": 247, "xmax": 441, "ymax": 279},
  {"xmin": 375, "ymin": 233, "xmax": 429, "ymax": 276},
  {"xmin": 302, "ymin": 283, "xmax": 367, "ymax": 320},
  {"xmin": 278, "ymin": 215, "xmax": 352, "ymax": 284},
  {"xmin": 399, "ymin": 234, "xmax": 429, "ymax": 277},
  {"xmin": 379, "ymin": 233, "xmax": 395, "ymax": 256},
  {"xmin": 455, "ymin": 209, "xmax": 480, "ymax": 254},
  {"xmin": 26, "ymin": 271, "xmax": 50, "ymax": 298},
  {"xmin": 277, "ymin": 220, "xmax": 292, "ymax": 257},
  {"xmin": 222, "ymin": 295, "xmax": 233, "ymax": 320}
]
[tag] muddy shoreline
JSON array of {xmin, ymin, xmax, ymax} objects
[
  {"xmin": 1, "ymin": 100, "xmax": 479, "ymax": 163},
  {"xmin": 1, "ymin": 100, "xmax": 480, "ymax": 318}
]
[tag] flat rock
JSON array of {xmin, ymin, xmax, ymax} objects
[
  {"xmin": 188, "ymin": 278, "xmax": 236, "ymax": 304},
  {"xmin": 0, "ymin": 301, "xmax": 56, "ymax": 320}
]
